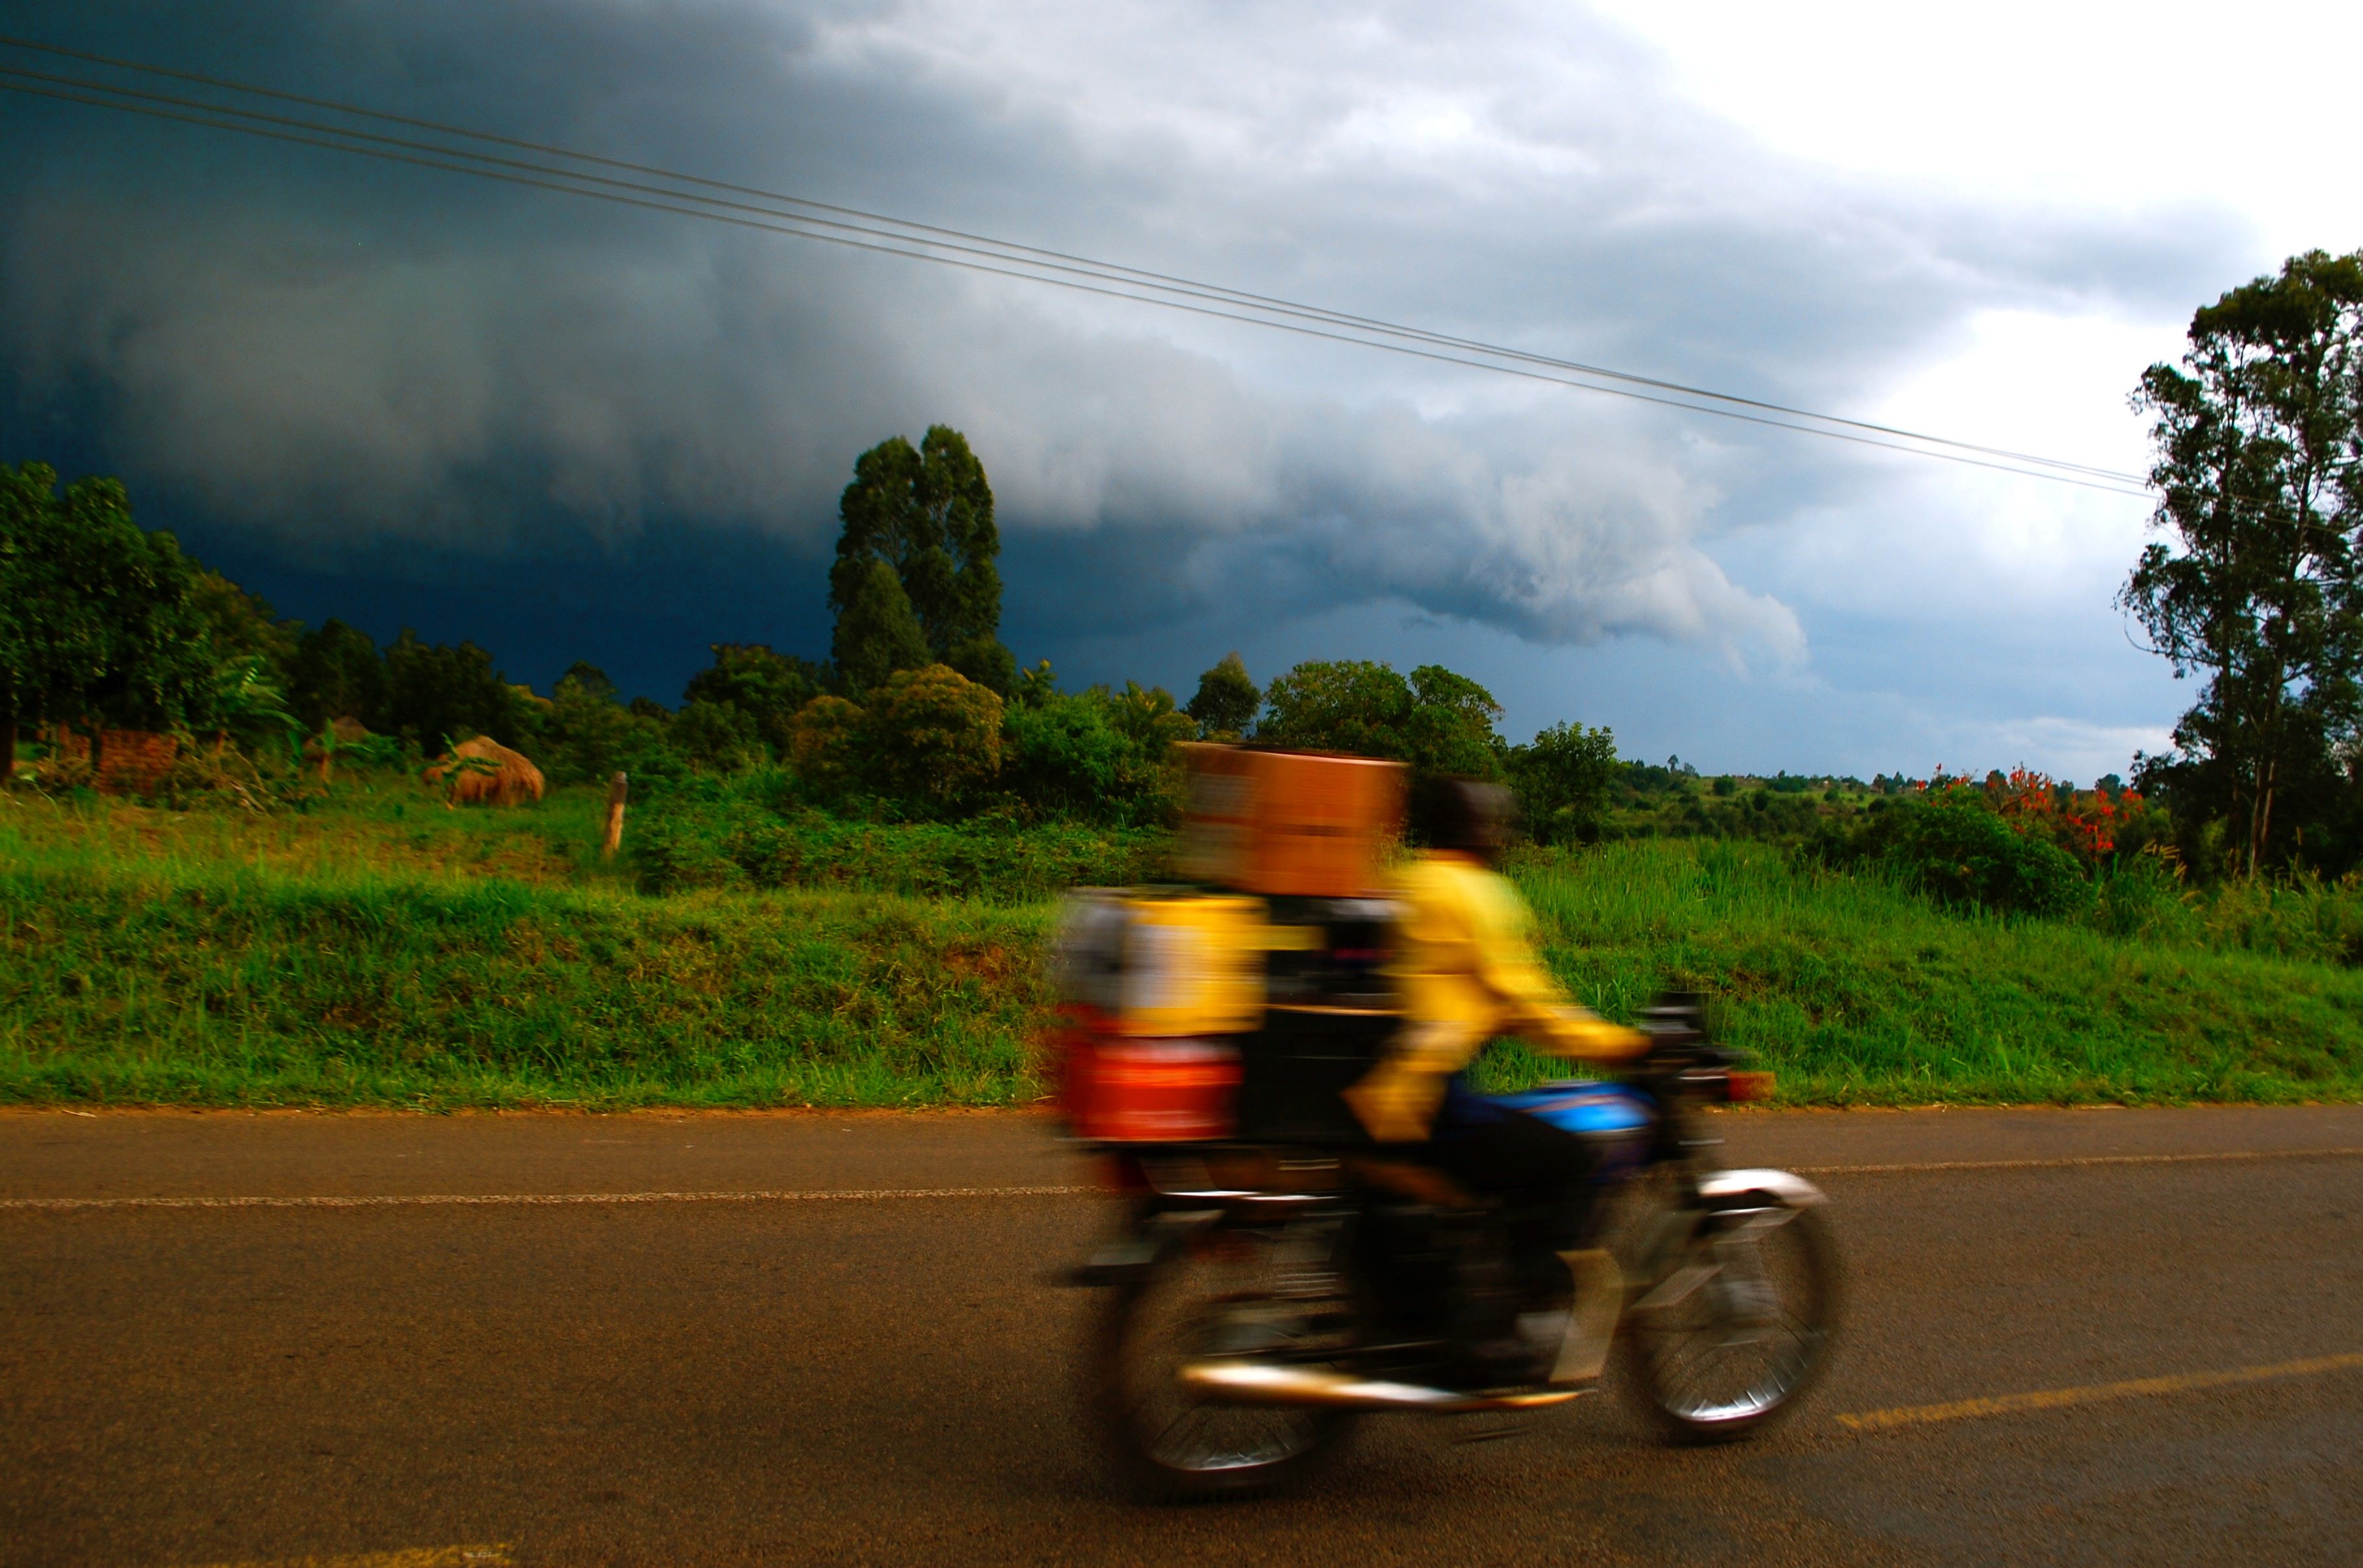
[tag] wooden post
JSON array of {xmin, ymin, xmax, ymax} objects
[{"xmin": 602, "ymin": 772, "xmax": 628, "ymax": 857}]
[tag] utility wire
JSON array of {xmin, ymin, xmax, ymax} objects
[
  {"xmin": 0, "ymin": 40, "xmax": 2158, "ymax": 497},
  {"xmin": 0, "ymin": 33, "xmax": 2147, "ymax": 488}
]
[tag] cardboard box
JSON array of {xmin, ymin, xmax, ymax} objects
[{"xmin": 1177, "ymin": 745, "xmax": 1406, "ymax": 897}]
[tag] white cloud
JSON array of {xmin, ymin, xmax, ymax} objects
[{"xmin": 1589, "ymin": 0, "xmax": 2363, "ymax": 260}]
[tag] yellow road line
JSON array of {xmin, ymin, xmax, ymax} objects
[
  {"xmin": 188, "ymin": 1546, "xmax": 511, "ymax": 1568},
  {"xmin": 1799, "ymin": 1146, "xmax": 2363, "ymax": 1177},
  {"xmin": 1837, "ymin": 1351, "xmax": 2363, "ymax": 1432}
]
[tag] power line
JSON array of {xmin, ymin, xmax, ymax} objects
[
  {"xmin": 0, "ymin": 74, "xmax": 2158, "ymax": 501},
  {"xmin": 0, "ymin": 33, "xmax": 2150, "ymax": 488},
  {"xmin": 0, "ymin": 37, "xmax": 2159, "ymax": 498}
]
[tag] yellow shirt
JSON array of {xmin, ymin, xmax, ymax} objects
[{"xmin": 1342, "ymin": 851, "xmax": 1648, "ymax": 1143}]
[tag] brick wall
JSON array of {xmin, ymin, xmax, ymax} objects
[{"xmin": 53, "ymin": 728, "xmax": 183, "ymax": 796}]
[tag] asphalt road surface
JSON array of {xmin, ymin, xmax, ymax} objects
[{"xmin": 6, "ymin": 1105, "xmax": 2362, "ymax": 1567}]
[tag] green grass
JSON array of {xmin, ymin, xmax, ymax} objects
[
  {"xmin": 4, "ymin": 784, "xmax": 2362, "ymax": 1108},
  {"xmin": 1472, "ymin": 839, "xmax": 2363, "ymax": 1105},
  {"xmin": 0, "ymin": 784, "xmax": 1049, "ymax": 1107},
  {"xmin": 628, "ymin": 776, "xmax": 1169, "ymax": 901}
]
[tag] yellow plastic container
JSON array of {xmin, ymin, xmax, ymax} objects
[{"xmin": 1112, "ymin": 894, "xmax": 1267, "ymax": 1037}]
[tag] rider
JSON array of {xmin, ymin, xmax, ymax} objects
[{"xmin": 1342, "ymin": 777, "xmax": 1652, "ymax": 1383}]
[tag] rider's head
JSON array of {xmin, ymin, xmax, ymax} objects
[{"xmin": 1422, "ymin": 777, "xmax": 1518, "ymax": 865}]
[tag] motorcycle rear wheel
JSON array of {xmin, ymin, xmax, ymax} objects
[
  {"xmin": 1092, "ymin": 1219, "xmax": 1359, "ymax": 1502},
  {"xmin": 1618, "ymin": 1201, "xmax": 1841, "ymax": 1445}
]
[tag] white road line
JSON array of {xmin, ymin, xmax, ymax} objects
[
  {"xmin": 4, "ymin": 1145, "xmax": 2359, "ymax": 1213},
  {"xmin": 0, "ymin": 1183, "xmax": 1095, "ymax": 1212},
  {"xmin": 187, "ymin": 1547, "xmax": 512, "ymax": 1568}
]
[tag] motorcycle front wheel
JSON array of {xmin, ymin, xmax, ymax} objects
[
  {"xmin": 1618, "ymin": 1200, "xmax": 1841, "ymax": 1445},
  {"xmin": 1091, "ymin": 1217, "xmax": 1360, "ymax": 1502}
]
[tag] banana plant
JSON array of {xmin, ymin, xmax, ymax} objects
[{"xmin": 208, "ymin": 656, "xmax": 303, "ymax": 761}]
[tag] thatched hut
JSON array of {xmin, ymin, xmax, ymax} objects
[
  {"xmin": 303, "ymin": 716, "xmax": 376, "ymax": 782},
  {"xmin": 425, "ymin": 735, "xmax": 545, "ymax": 806}
]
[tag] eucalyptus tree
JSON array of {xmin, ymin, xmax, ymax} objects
[
  {"xmin": 2121, "ymin": 250, "xmax": 2363, "ymax": 876},
  {"xmin": 830, "ymin": 425, "xmax": 1011, "ymax": 692}
]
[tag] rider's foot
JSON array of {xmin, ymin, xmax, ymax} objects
[
  {"xmin": 1548, "ymin": 1248, "xmax": 1624, "ymax": 1385},
  {"xmin": 1450, "ymin": 1334, "xmax": 1550, "ymax": 1391}
]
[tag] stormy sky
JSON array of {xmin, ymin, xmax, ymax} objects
[{"xmin": 4, "ymin": 0, "xmax": 2355, "ymax": 778}]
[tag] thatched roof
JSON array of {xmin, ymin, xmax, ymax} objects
[
  {"xmin": 424, "ymin": 735, "xmax": 545, "ymax": 807},
  {"xmin": 302, "ymin": 716, "xmax": 375, "ymax": 759}
]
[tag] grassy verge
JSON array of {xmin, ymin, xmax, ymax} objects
[
  {"xmin": 1, "ymin": 863, "xmax": 1048, "ymax": 1109},
  {"xmin": 4, "ymin": 790, "xmax": 2361, "ymax": 1107},
  {"xmin": 1472, "ymin": 839, "xmax": 2363, "ymax": 1105},
  {"xmin": 629, "ymin": 781, "xmax": 1169, "ymax": 901},
  {"xmin": 0, "ymin": 785, "xmax": 1050, "ymax": 1107}
]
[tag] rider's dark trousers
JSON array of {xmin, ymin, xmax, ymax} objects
[{"xmin": 1427, "ymin": 1079, "xmax": 1598, "ymax": 1251}]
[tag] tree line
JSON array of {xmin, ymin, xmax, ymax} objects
[
  {"xmin": 0, "ymin": 425, "xmax": 1622, "ymax": 835},
  {"xmin": 21, "ymin": 227, "xmax": 2347, "ymax": 881}
]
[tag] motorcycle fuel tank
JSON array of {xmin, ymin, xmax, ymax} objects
[{"xmin": 1484, "ymin": 1081, "xmax": 1658, "ymax": 1178}]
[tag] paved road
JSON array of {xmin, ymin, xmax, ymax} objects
[{"xmin": 5, "ymin": 1106, "xmax": 2362, "ymax": 1567}]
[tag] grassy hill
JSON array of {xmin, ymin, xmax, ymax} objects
[{"xmin": 3, "ymin": 781, "xmax": 2360, "ymax": 1108}]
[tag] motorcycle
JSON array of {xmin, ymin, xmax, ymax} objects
[{"xmin": 1056, "ymin": 969, "xmax": 1842, "ymax": 1502}]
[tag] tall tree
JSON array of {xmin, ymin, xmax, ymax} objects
[
  {"xmin": 190, "ymin": 570, "xmax": 298, "ymax": 677},
  {"xmin": 1185, "ymin": 652, "xmax": 1260, "ymax": 737},
  {"xmin": 1507, "ymin": 721, "xmax": 1620, "ymax": 845},
  {"xmin": 2121, "ymin": 250, "xmax": 2363, "ymax": 876},
  {"xmin": 683, "ymin": 642, "xmax": 832, "ymax": 753},
  {"xmin": 830, "ymin": 559, "xmax": 932, "ymax": 692},
  {"xmin": 0, "ymin": 462, "xmax": 70, "ymax": 767},
  {"xmin": 1257, "ymin": 659, "xmax": 1505, "ymax": 781},
  {"xmin": 288, "ymin": 619, "xmax": 387, "ymax": 731},
  {"xmin": 0, "ymin": 464, "xmax": 211, "ymax": 770},
  {"xmin": 1401, "ymin": 664, "xmax": 1506, "ymax": 778},
  {"xmin": 382, "ymin": 631, "xmax": 530, "ymax": 752},
  {"xmin": 829, "ymin": 426, "xmax": 1010, "ymax": 690}
]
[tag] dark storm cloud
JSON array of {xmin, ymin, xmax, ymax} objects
[{"xmin": 0, "ymin": 0, "xmax": 2245, "ymax": 700}]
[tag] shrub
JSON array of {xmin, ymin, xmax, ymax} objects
[
  {"xmin": 1001, "ymin": 691, "xmax": 1124, "ymax": 818},
  {"xmin": 1971, "ymin": 766, "xmax": 2145, "ymax": 869},
  {"xmin": 788, "ymin": 695, "xmax": 867, "ymax": 796},
  {"xmin": 999, "ymin": 685, "xmax": 1182, "ymax": 827},
  {"xmin": 1813, "ymin": 796, "xmax": 2089, "ymax": 918},
  {"xmin": 2092, "ymin": 850, "xmax": 2194, "ymax": 940},
  {"xmin": 867, "ymin": 664, "xmax": 1003, "ymax": 806},
  {"xmin": 540, "ymin": 679, "xmax": 681, "ymax": 786},
  {"xmin": 681, "ymin": 643, "xmax": 831, "ymax": 755},
  {"xmin": 2199, "ymin": 872, "xmax": 2363, "ymax": 966},
  {"xmin": 670, "ymin": 699, "xmax": 766, "ymax": 773},
  {"xmin": 627, "ymin": 810, "xmax": 746, "ymax": 894},
  {"xmin": 623, "ymin": 769, "xmax": 1169, "ymax": 902}
]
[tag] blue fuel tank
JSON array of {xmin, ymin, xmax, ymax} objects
[{"xmin": 1482, "ymin": 1080, "xmax": 1659, "ymax": 1180}]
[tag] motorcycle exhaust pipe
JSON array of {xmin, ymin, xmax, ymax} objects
[{"xmin": 1179, "ymin": 1359, "xmax": 1589, "ymax": 1413}]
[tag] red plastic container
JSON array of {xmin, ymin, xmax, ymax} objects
[{"xmin": 1059, "ymin": 1015, "xmax": 1241, "ymax": 1143}]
